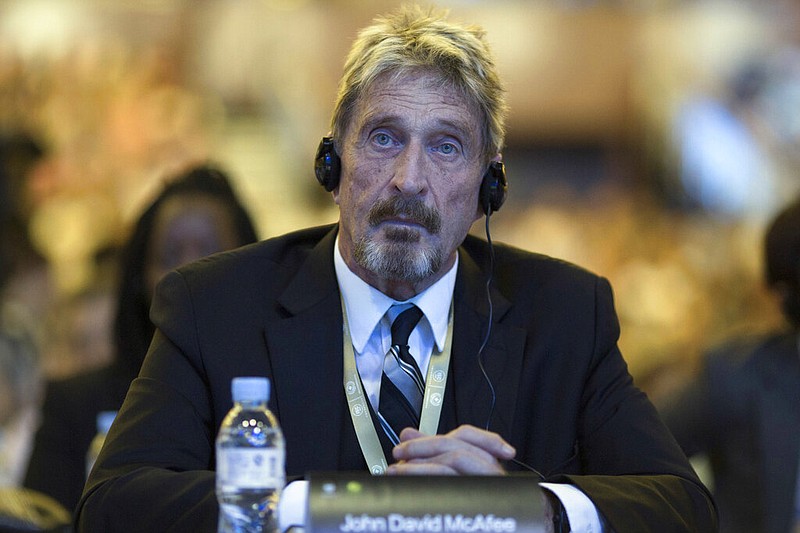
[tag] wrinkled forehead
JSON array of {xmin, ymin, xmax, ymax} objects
[{"xmin": 350, "ymin": 68, "xmax": 484, "ymax": 139}]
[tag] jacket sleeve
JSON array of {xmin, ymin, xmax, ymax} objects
[
  {"xmin": 75, "ymin": 271, "xmax": 220, "ymax": 533},
  {"xmin": 535, "ymin": 276, "xmax": 718, "ymax": 532}
]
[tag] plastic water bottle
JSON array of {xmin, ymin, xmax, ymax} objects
[
  {"xmin": 86, "ymin": 410, "xmax": 117, "ymax": 478},
  {"xmin": 216, "ymin": 377, "xmax": 285, "ymax": 533}
]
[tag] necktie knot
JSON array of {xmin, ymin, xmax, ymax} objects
[{"xmin": 391, "ymin": 305, "xmax": 424, "ymax": 349}]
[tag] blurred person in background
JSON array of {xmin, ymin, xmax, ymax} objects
[
  {"xmin": 0, "ymin": 315, "xmax": 71, "ymax": 533},
  {"xmin": 660, "ymin": 195, "xmax": 800, "ymax": 533},
  {"xmin": 24, "ymin": 163, "xmax": 259, "ymax": 514},
  {"xmin": 39, "ymin": 243, "xmax": 121, "ymax": 380},
  {"xmin": 0, "ymin": 133, "xmax": 44, "ymax": 238},
  {"xmin": 0, "ymin": 132, "xmax": 50, "ymax": 488},
  {"xmin": 41, "ymin": 280, "xmax": 118, "ymax": 379},
  {"xmin": 0, "ymin": 313, "xmax": 42, "ymax": 487},
  {"xmin": 0, "ymin": 133, "xmax": 54, "ymax": 343}
]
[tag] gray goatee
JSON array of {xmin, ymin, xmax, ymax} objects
[{"xmin": 354, "ymin": 197, "xmax": 443, "ymax": 282}]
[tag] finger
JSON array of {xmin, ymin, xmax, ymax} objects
[
  {"xmin": 393, "ymin": 439, "xmax": 507, "ymax": 474},
  {"xmin": 393, "ymin": 433, "xmax": 497, "ymax": 463},
  {"xmin": 398, "ymin": 427, "xmax": 425, "ymax": 442},
  {"xmin": 448, "ymin": 425, "xmax": 516, "ymax": 459},
  {"xmin": 386, "ymin": 461, "xmax": 457, "ymax": 476},
  {"xmin": 392, "ymin": 448, "xmax": 507, "ymax": 475},
  {"xmin": 395, "ymin": 425, "xmax": 514, "ymax": 460},
  {"xmin": 427, "ymin": 450, "xmax": 507, "ymax": 475},
  {"xmin": 398, "ymin": 425, "xmax": 514, "ymax": 458}
]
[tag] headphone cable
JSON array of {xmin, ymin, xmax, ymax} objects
[
  {"xmin": 477, "ymin": 209, "xmax": 497, "ymax": 431},
  {"xmin": 477, "ymin": 208, "xmax": 555, "ymax": 482}
]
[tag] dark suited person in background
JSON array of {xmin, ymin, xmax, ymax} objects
[
  {"xmin": 660, "ymin": 196, "xmax": 800, "ymax": 533},
  {"xmin": 76, "ymin": 5, "xmax": 716, "ymax": 532},
  {"xmin": 24, "ymin": 164, "xmax": 258, "ymax": 513}
]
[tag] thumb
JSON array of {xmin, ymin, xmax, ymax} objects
[{"xmin": 398, "ymin": 427, "xmax": 425, "ymax": 441}]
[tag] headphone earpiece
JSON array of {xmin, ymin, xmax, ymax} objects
[
  {"xmin": 480, "ymin": 161, "xmax": 507, "ymax": 215},
  {"xmin": 314, "ymin": 136, "xmax": 341, "ymax": 192},
  {"xmin": 314, "ymin": 136, "xmax": 507, "ymax": 215}
]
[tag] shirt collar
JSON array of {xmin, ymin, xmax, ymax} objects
[{"xmin": 334, "ymin": 236, "xmax": 457, "ymax": 353}]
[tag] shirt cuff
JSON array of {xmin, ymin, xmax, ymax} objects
[
  {"xmin": 540, "ymin": 482, "xmax": 604, "ymax": 533},
  {"xmin": 278, "ymin": 480, "xmax": 309, "ymax": 532}
]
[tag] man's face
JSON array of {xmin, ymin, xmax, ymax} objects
[{"xmin": 334, "ymin": 70, "xmax": 486, "ymax": 292}]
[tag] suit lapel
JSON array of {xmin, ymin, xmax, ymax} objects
[
  {"xmin": 264, "ymin": 228, "xmax": 346, "ymax": 476},
  {"xmin": 447, "ymin": 246, "xmax": 526, "ymax": 442}
]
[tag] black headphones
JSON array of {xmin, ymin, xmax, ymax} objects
[{"xmin": 314, "ymin": 136, "xmax": 507, "ymax": 215}]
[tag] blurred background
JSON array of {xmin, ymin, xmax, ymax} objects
[{"xmin": 1, "ymin": 0, "xmax": 798, "ymax": 395}]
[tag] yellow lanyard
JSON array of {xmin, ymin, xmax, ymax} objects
[{"xmin": 341, "ymin": 299, "xmax": 454, "ymax": 475}]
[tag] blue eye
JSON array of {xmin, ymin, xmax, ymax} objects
[
  {"xmin": 374, "ymin": 133, "xmax": 391, "ymax": 146},
  {"xmin": 439, "ymin": 143, "xmax": 456, "ymax": 155}
]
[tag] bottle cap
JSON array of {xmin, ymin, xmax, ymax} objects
[{"xmin": 232, "ymin": 376, "xmax": 270, "ymax": 403}]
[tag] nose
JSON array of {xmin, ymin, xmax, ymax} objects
[{"xmin": 390, "ymin": 142, "xmax": 428, "ymax": 196}]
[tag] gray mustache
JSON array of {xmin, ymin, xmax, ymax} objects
[{"xmin": 367, "ymin": 197, "xmax": 442, "ymax": 234}]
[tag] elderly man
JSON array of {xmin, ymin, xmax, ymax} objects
[{"xmin": 76, "ymin": 5, "xmax": 716, "ymax": 532}]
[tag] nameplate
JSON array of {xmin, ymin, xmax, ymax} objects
[{"xmin": 306, "ymin": 473, "xmax": 546, "ymax": 533}]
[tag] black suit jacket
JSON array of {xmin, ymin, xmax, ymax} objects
[
  {"xmin": 76, "ymin": 225, "xmax": 716, "ymax": 532},
  {"xmin": 661, "ymin": 331, "xmax": 800, "ymax": 533}
]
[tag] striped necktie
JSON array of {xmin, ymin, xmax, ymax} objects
[{"xmin": 378, "ymin": 305, "xmax": 425, "ymax": 445}]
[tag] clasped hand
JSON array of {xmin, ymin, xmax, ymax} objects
[
  {"xmin": 388, "ymin": 425, "xmax": 565, "ymax": 532},
  {"xmin": 387, "ymin": 424, "xmax": 515, "ymax": 476}
]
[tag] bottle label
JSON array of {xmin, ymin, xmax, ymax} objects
[{"xmin": 217, "ymin": 448, "xmax": 286, "ymax": 488}]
